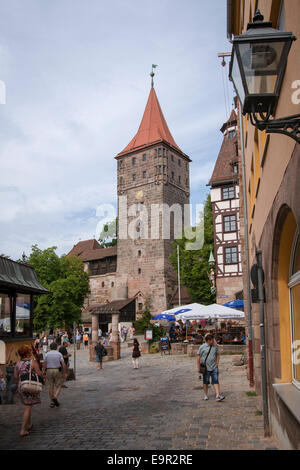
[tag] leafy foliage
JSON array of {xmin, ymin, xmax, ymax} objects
[
  {"xmin": 134, "ymin": 306, "xmax": 163, "ymax": 342},
  {"xmin": 98, "ymin": 218, "xmax": 117, "ymax": 248},
  {"xmin": 28, "ymin": 245, "xmax": 90, "ymax": 331},
  {"xmin": 170, "ymin": 194, "xmax": 216, "ymax": 305}
]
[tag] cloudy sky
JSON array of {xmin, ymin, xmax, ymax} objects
[{"xmin": 0, "ymin": 0, "xmax": 234, "ymax": 260}]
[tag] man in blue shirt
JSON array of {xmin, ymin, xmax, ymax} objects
[{"xmin": 197, "ymin": 333, "xmax": 225, "ymax": 402}]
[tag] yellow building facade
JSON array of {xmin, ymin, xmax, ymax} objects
[{"xmin": 228, "ymin": 0, "xmax": 300, "ymax": 449}]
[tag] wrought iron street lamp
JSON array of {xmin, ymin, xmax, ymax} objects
[{"xmin": 229, "ymin": 10, "xmax": 300, "ymax": 144}]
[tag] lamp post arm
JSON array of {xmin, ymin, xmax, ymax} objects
[{"xmin": 251, "ymin": 113, "xmax": 300, "ymax": 144}]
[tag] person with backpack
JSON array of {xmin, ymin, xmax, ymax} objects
[
  {"xmin": 94, "ymin": 340, "xmax": 107, "ymax": 370},
  {"xmin": 132, "ymin": 338, "xmax": 141, "ymax": 369},
  {"xmin": 197, "ymin": 333, "xmax": 225, "ymax": 402}
]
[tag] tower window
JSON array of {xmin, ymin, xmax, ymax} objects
[
  {"xmin": 132, "ymin": 174, "xmax": 136, "ymax": 182},
  {"xmin": 222, "ymin": 186, "xmax": 235, "ymax": 200},
  {"xmin": 158, "ymin": 148, "xmax": 162, "ymax": 156},
  {"xmin": 178, "ymin": 175, "xmax": 181, "ymax": 184},
  {"xmin": 119, "ymin": 176, "xmax": 124, "ymax": 185},
  {"xmin": 132, "ymin": 157, "xmax": 136, "ymax": 166},
  {"xmin": 143, "ymin": 171, "xmax": 146, "ymax": 178},
  {"xmin": 178, "ymin": 159, "xmax": 181, "ymax": 166},
  {"xmin": 138, "ymin": 268, "xmax": 141, "ymax": 275},
  {"xmin": 111, "ymin": 282, "xmax": 114, "ymax": 287},
  {"xmin": 224, "ymin": 246, "xmax": 238, "ymax": 264},
  {"xmin": 143, "ymin": 153, "xmax": 147, "ymax": 161},
  {"xmin": 224, "ymin": 214, "xmax": 237, "ymax": 232},
  {"xmin": 119, "ymin": 160, "xmax": 123, "ymax": 169},
  {"xmin": 171, "ymin": 171, "xmax": 174, "ymax": 180},
  {"xmin": 171, "ymin": 154, "xmax": 174, "ymax": 162},
  {"xmin": 138, "ymin": 250, "xmax": 141, "ymax": 257},
  {"xmin": 101, "ymin": 282, "xmax": 105, "ymax": 288}
]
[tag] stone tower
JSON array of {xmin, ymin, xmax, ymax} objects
[{"xmin": 115, "ymin": 85, "xmax": 191, "ymax": 315}]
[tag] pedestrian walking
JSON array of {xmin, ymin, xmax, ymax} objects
[
  {"xmin": 129, "ymin": 325, "xmax": 135, "ymax": 340},
  {"xmin": 132, "ymin": 338, "xmax": 141, "ymax": 369},
  {"xmin": 94, "ymin": 340, "xmax": 107, "ymax": 370},
  {"xmin": 42, "ymin": 342, "xmax": 67, "ymax": 408},
  {"xmin": 59, "ymin": 341, "xmax": 71, "ymax": 388},
  {"xmin": 123, "ymin": 325, "xmax": 128, "ymax": 341},
  {"xmin": 197, "ymin": 333, "xmax": 225, "ymax": 402},
  {"xmin": 83, "ymin": 332, "xmax": 89, "ymax": 349},
  {"xmin": 14, "ymin": 345, "xmax": 44, "ymax": 437},
  {"xmin": 0, "ymin": 370, "xmax": 6, "ymax": 404}
]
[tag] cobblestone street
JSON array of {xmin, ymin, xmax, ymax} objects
[{"xmin": 0, "ymin": 342, "xmax": 279, "ymax": 450}]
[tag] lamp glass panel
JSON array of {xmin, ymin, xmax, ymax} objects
[
  {"xmin": 239, "ymin": 41, "xmax": 285, "ymax": 95},
  {"xmin": 231, "ymin": 50, "xmax": 245, "ymax": 105}
]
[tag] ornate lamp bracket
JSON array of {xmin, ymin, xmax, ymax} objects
[{"xmin": 249, "ymin": 107, "xmax": 300, "ymax": 144}]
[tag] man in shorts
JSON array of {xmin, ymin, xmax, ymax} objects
[
  {"xmin": 43, "ymin": 342, "xmax": 67, "ymax": 408},
  {"xmin": 197, "ymin": 333, "xmax": 225, "ymax": 402}
]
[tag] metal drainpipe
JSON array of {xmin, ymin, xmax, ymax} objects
[
  {"xmin": 238, "ymin": 106, "xmax": 254, "ymax": 387},
  {"xmin": 256, "ymin": 251, "xmax": 270, "ymax": 436}
]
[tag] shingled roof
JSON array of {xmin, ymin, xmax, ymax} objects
[
  {"xmin": 84, "ymin": 298, "xmax": 135, "ymax": 315},
  {"xmin": 209, "ymin": 111, "xmax": 238, "ymax": 187},
  {"xmin": 116, "ymin": 87, "xmax": 190, "ymax": 159},
  {"xmin": 67, "ymin": 239, "xmax": 117, "ymax": 262}
]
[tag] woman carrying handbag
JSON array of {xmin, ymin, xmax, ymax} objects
[
  {"xmin": 132, "ymin": 338, "xmax": 141, "ymax": 369},
  {"xmin": 14, "ymin": 345, "xmax": 45, "ymax": 437}
]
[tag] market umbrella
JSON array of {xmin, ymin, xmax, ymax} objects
[
  {"xmin": 202, "ymin": 303, "xmax": 245, "ymax": 319},
  {"xmin": 223, "ymin": 299, "xmax": 244, "ymax": 309},
  {"xmin": 153, "ymin": 313, "xmax": 176, "ymax": 321}
]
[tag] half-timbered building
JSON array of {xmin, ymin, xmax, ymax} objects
[{"xmin": 209, "ymin": 110, "xmax": 243, "ymax": 304}]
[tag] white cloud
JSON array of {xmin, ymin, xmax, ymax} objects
[{"xmin": 0, "ymin": 0, "xmax": 233, "ymax": 259}]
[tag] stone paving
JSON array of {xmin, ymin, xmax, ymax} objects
[{"xmin": 0, "ymin": 340, "xmax": 279, "ymax": 450}]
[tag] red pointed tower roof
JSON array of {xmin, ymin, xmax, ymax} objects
[{"xmin": 116, "ymin": 87, "xmax": 188, "ymax": 158}]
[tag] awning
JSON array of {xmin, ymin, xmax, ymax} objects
[{"xmin": 0, "ymin": 256, "xmax": 49, "ymax": 295}]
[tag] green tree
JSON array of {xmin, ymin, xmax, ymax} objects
[
  {"xmin": 28, "ymin": 246, "xmax": 90, "ymax": 331},
  {"xmin": 170, "ymin": 194, "xmax": 215, "ymax": 305},
  {"xmin": 98, "ymin": 218, "xmax": 117, "ymax": 248}
]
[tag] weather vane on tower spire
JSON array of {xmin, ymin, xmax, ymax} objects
[{"xmin": 150, "ymin": 64, "xmax": 158, "ymax": 88}]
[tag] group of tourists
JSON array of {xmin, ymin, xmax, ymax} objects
[
  {"xmin": 10, "ymin": 323, "xmax": 225, "ymax": 438},
  {"xmin": 13, "ymin": 341, "xmax": 70, "ymax": 437}
]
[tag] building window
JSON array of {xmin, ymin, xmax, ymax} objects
[
  {"xmin": 132, "ymin": 174, "xmax": 136, "ymax": 182},
  {"xmin": 158, "ymin": 148, "xmax": 162, "ymax": 156},
  {"xmin": 138, "ymin": 303, "xmax": 143, "ymax": 311},
  {"xmin": 101, "ymin": 282, "xmax": 105, "ymax": 287},
  {"xmin": 233, "ymin": 163, "xmax": 238, "ymax": 174},
  {"xmin": 119, "ymin": 160, "xmax": 123, "ymax": 169},
  {"xmin": 171, "ymin": 154, "xmax": 174, "ymax": 162},
  {"xmin": 178, "ymin": 159, "xmax": 181, "ymax": 166},
  {"xmin": 222, "ymin": 186, "xmax": 235, "ymax": 200},
  {"xmin": 224, "ymin": 214, "xmax": 237, "ymax": 232},
  {"xmin": 138, "ymin": 268, "xmax": 141, "ymax": 275},
  {"xmin": 143, "ymin": 153, "xmax": 147, "ymax": 161},
  {"xmin": 138, "ymin": 250, "xmax": 141, "ymax": 257},
  {"xmin": 0, "ymin": 293, "xmax": 11, "ymax": 336},
  {"xmin": 15, "ymin": 294, "xmax": 31, "ymax": 337},
  {"xmin": 111, "ymin": 282, "xmax": 114, "ymax": 287},
  {"xmin": 132, "ymin": 157, "xmax": 136, "ymax": 166},
  {"xmin": 171, "ymin": 171, "xmax": 174, "ymax": 180},
  {"xmin": 228, "ymin": 130, "xmax": 236, "ymax": 139},
  {"xmin": 186, "ymin": 178, "xmax": 189, "ymax": 186},
  {"xmin": 178, "ymin": 175, "xmax": 181, "ymax": 184},
  {"xmin": 119, "ymin": 176, "xmax": 124, "ymax": 185},
  {"xmin": 224, "ymin": 246, "xmax": 238, "ymax": 264},
  {"xmin": 143, "ymin": 171, "xmax": 146, "ymax": 178},
  {"xmin": 289, "ymin": 232, "xmax": 300, "ymax": 387}
]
